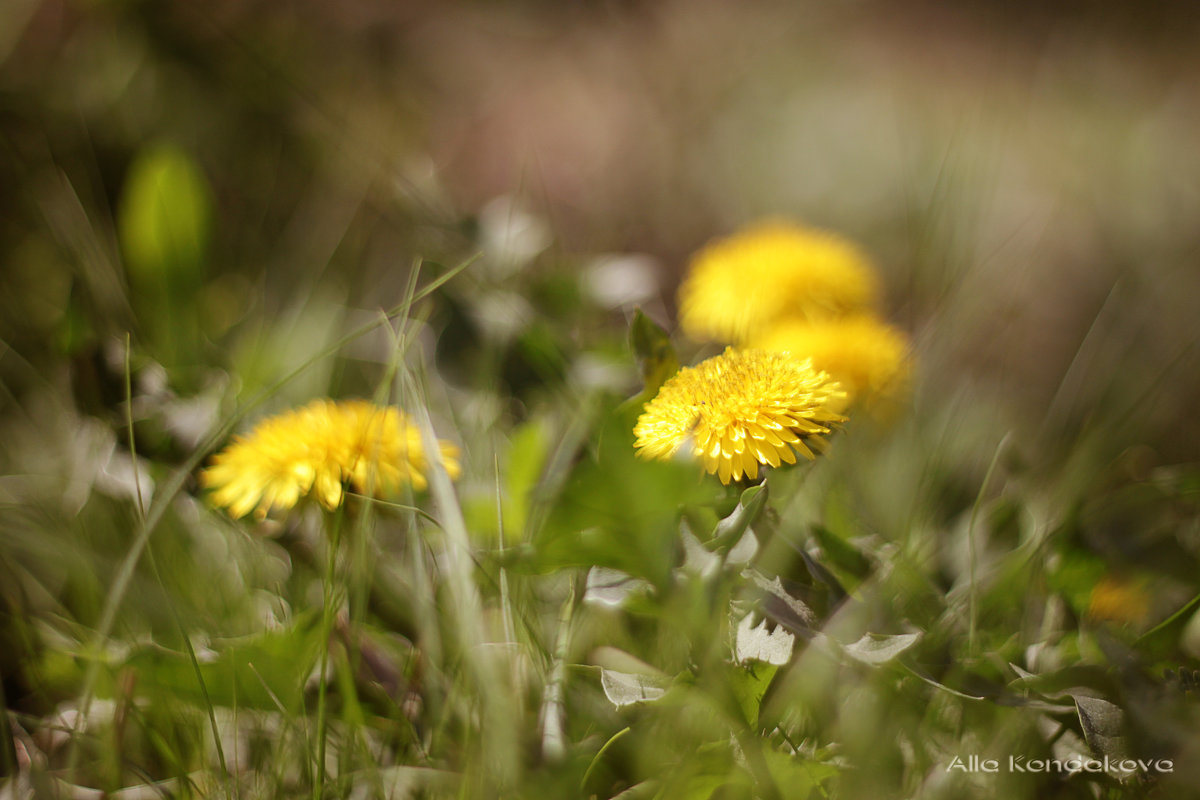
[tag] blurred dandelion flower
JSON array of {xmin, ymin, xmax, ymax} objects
[
  {"xmin": 1087, "ymin": 575, "xmax": 1151, "ymax": 624},
  {"xmin": 633, "ymin": 348, "xmax": 846, "ymax": 484},
  {"xmin": 678, "ymin": 221, "xmax": 880, "ymax": 343},
  {"xmin": 201, "ymin": 399, "xmax": 461, "ymax": 519},
  {"xmin": 751, "ymin": 316, "xmax": 912, "ymax": 405}
]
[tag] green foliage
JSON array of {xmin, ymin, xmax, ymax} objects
[
  {"xmin": 535, "ymin": 406, "xmax": 713, "ymax": 587},
  {"xmin": 729, "ymin": 663, "xmax": 777, "ymax": 727},
  {"xmin": 465, "ymin": 417, "xmax": 552, "ymax": 546},
  {"xmin": 121, "ymin": 616, "xmax": 323, "ymax": 713},
  {"xmin": 629, "ymin": 309, "xmax": 680, "ymax": 401}
]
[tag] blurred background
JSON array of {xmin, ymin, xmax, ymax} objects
[{"xmin": 3, "ymin": 0, "xmax": 1200, "ymax": 456}]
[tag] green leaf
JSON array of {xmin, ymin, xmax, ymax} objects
[
  {"xmin": 1073, "ymin": 694, "xmax": 1127, "ymax": 759},
  {"xmin": 713, "ymin": 482, "xmax": 768, "ymax": 549},
  {"xmin": 469, "ymin": 423, "xmax": 546, "ymax": 546},
  {"xmin": 729, "ymin": 662, "xmax": 778, "ymax": 726},
  {"xmin": 746, "ymin": 571, "xmax": 817, "ymax": 632},
  {"xmin": 122, "ymin": 615, "xmax": 323, "ymax": 713},
  {"xmin": 1138, "ymin": 589, "xmax": 1200, "ymax": 660},
  {"xmin": 333, "ymin": 642, "xmax": 367, "ymax": 727},
  {"xmin": 734, "ymin": 614, "xmax": 796, "ymax": 666},
  {"xmin": 809, "ymin": 525, "xmax": 871, "ymax": 582},
  {"xmin": 535, "ymin": 409, "xmax": 712, "ymax": 586},
  {"xmin": 675, "ymin": 772, "xmax": 746, "ymax": 800},
  {"xmin": 629, "ymin": 309, "xmax": 679, "ymax": 399},
  {"xmin": 761, "ymin": 748, "xmax": 839, "ymax": 798},
  {"xmin": 585, "ymin": 566, "xmax": 652, "ymax": 608},
  {"xmin": 600, "ymin": 668, "xmax": 670, "ymax": 708},
  {"xmin": 118, "ymin": 142, "xmax": 211, "ymax": 284},
  {"xmin": 841, "ymin": 632, "xmax": 921, "ymax": 665},
  {"xmin": 501, "ymin": 418, "xmax": 552, "ymax": 544},
  {"xmin": 1005, "ymin": 663, "xmax": 1117, "ymax": 699}
]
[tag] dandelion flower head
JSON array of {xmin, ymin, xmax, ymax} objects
[
  {"xmin": 678, "ymin": 221, "xmax": 881, "ymax": 344},
  {"xmin": 751, "ymin": 316, "xmax": 912, "ymax": 405},
  {"xmin": 633, "ymin": 348, "xmax": 846, "ymax": 484},
  {"xmin": 1087, "ymin": 575, "xmax": 1151, "ymax": 625},
  {"xmin": 201, "ymin": 399, "xmax": 461, "ymax": 520}
]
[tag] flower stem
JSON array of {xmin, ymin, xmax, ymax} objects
[{"xmin": 314, "ymin": 506, "xmax": 344, "ymax": 799}]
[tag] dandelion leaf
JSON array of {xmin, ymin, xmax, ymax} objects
[
  {"xmin": 713, "ymin": 482, "xmax": 768, "ymax": 548},
  {"xmin": 122, "ymin": 614, "xmax": 323, "ymax": 713},
  {"xmin": 730, "ymin": 662, "xmax": 778, "ymax": 726},
  {"xmin": 600, "ymin": 668, "xmax": 669, "ymax": 708},
  {"xmin": 1073, "ymin": 694, "xmax": 1128, "ymax": 760},
  {"xmin": 735, "ymin": 614, "xmax": 796, "ymax": 666},
  {"xmin": 501, "ymin": 418, "xmax": 551, "ymax": 544},
  {"xmin": 535, "ymin": 409, "xmax": 710, "ymax": 586},
  {"xmin": 585, "ymin": 566, "xmax": 652, "ymax": 608},
  {"xmin": 630, "ymin": 308, "xmax": 679, "ymax": 399},
  {"xmin": 842, "ymin": 632, "xmax": 921, "ymax": 665}
]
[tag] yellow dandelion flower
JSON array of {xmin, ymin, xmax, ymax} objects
[
  {"xmin": 201, "ymin": 399, "xmax": 461, "ymax": 520},
  {"xmin": 1087, "ymin": 575, "xmax": 1151, "ymax": 625},
  {"xmin": 678, "ymin": 221, "xmax": 881, "ymax": 344},
  {"xmin": 751, "ymin": 316, "xmax": 912, "ymax": 405},
  {"xmin": 633, "ymin": 348, "xmax": 846, "ymax": 485}
]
